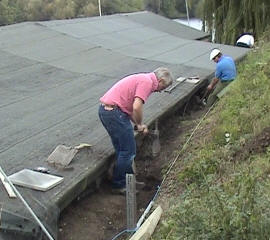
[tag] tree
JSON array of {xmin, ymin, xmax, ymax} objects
[
  {"xmin": 145, "ymin": 0, "xmax": 161, "ymax": 13},
  {"xmin": 161, "ymin": 0, "xmax": 178, "ymax": 18},
  {"xmin": 80, "ymin": 2, "xmax": 99, "ymax": 17},
  {"xmin": 0, "ymin": 0, "xmax": 18, "ymax": 25},
  {"xmin": 101, "ymin": 0, "xmax": 144, "ymax": 15},
  {"xmin": 53, "ymin": 0, "xmax": 76, "ymax": 19},
  {"xmin": 202, "ymin": 0, "xmax": 270, "ymax": 44}
]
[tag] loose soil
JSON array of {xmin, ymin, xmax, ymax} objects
[
  {"xmin": 233, "ymin": 127, "xmax": 270, "ymax": 162},
  {"xmin": 58, "ymin": 98, "xmax": 205, "ymax": 240},
  {"xmin": 58, "ymin": 99, "xmax": 270, "ymax": 240}
]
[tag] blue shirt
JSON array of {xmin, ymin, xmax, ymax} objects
[{"xmin": 215, "ymin": 55, "xmax": 236, "ymax": 81}]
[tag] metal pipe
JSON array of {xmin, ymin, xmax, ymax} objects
[
  {"xmin": 136, "ymin": 200, "xmax": 154, "ymax": 229},
  {"xmin": 98, "ymin": 0, "xmax": 102, "ymax": 17},
  {"xmin": 136, "ymin": 186, "xmax": 160, "ymax": 229},
  {"xmin": 0, "ymin": 166, "xmax": 55, "ymax": 240},
  {"xmin": 185, "ymin": 0, "xmax": 190, "ymax": 26}
]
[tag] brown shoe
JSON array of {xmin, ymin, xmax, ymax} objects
[
  {"xmin": 111, "ymin": 188, "xmax": 126, "ymax": 195},
  {"xmin": 136, "ymin": 181, "xmax": 145, "ymax": 189}
]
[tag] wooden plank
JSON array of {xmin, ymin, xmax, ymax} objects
[
  {"xmin": 0, "ymin": 170, "xmax": 16, "ymax": 198},
  {"xmin": 129, "ymin": 205, "xmax": 162, "ymax": 240}
]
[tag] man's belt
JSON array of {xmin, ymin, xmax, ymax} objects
[{"xmin": 101, "ymin": 103, "xmax": 118, "ymax": 111}]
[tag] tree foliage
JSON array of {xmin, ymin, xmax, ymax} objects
[
  {"xmin": 154, "ymin": 29, "xmax": 270, "ymax": 240},
  {"xmin": 1, "ymin": 0, "xmax": 269, "ymax": 46},
  {"xmin": 0, "ymin": 0, "xmax": 202, "ymax": 26},
  {"xmin": 202, "ymin": 0, "xmax": 270, "ymax": 44},
  {"xmin": 148, "ymin": 0, "xmax": 201, "ymax": 18},
  {"xmin": 0, "ymin": 0, "xmax": 21, "ymax": 24},
  {"xmin": 101, "ymin": 0, "xmax": 144, "ymax": 15}
]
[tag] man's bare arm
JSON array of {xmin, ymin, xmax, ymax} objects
[
  {"xmin": 207, "ymin": 77, "xmax": 219, "ymax": 90},
  {"xmin": 130, "ymin": 97, "xmax": 149, "ymax": 134},
  {"xmin": 131, "ymin": 97, "xmax": 143, "ymax": 125}
]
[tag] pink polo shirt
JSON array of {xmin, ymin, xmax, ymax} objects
[{"xmin": 100, "ymin": 72, "xmax": 159, "ymax": 116}]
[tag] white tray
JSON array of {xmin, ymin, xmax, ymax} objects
[{"xmin": 8, "ymin": 169, "xmax": 64, "ymax": 191}]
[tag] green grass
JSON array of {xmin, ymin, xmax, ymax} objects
[{"xmin": 153, "ymin": 30, "xmax": 270, "ymax": 240}]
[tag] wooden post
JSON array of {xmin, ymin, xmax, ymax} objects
[
  {"xmin": 0, "ymin": 167, "xmax": 16, "ymax": 198},
  {"xmin": 129, "ymin": 205, "xmax": 163, "ymax": 240}
]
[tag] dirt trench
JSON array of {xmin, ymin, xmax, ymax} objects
[{"xmin": 58, "ymin": 97, "xmax": 204, "ymax": 240}]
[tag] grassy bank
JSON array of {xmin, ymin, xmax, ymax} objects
[{"xmin": 153, "ymin": 30, "xmax": 270, "ymax": 239}]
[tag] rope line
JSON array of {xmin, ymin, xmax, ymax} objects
[
  {"xmin": 111, "ymin": 101, "xmax": 217, "ymax": 240},
  {"xmin": 159, "ymin": 102, "xmax": 216, "ymax": 191}
]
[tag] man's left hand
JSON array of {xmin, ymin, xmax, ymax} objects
[{"xmin": 141, "ymin": 124, "xmax": 149, "ymax": 135}]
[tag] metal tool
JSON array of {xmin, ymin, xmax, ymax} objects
[
  {"xmin": 134, "ymin": 120, "xmax": 161, "ymax": 157},
  {"xmin": 165, "ymin": 78, "xmax": 186, "ymax": 93},
  {"xmin": 165, "ymin": 75, "xmax": 200, "ymax": 93},
  {"xmin": 200, "ymin": 86, "xmax": 212, "ymax": 105},
  {"xmin": 33, "ymin": 167, "xmax": 50, "ymax": 174},
  {"xmin": 151, "ymin": 119, "xmax": 160, "ymax": 157},
  {"xmin": 32, "ymin": 167, "xmax": 63, "ymax": 177}
]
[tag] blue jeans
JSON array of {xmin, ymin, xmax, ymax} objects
[{"xmin": 98, "ymin": 105, "xmax": 136, "ymax": 189}]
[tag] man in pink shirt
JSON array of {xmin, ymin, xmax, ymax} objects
[{"xmin": 99, "ymin": 67, "xmax": 173, "ymax": 194}]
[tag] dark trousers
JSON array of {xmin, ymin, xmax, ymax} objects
[
  {"xmin": 98, "ymin": 105, "xmax": 136, "ymax": 189},
  {"xmin": 236, "ymin": 42, "xmax": 250, "ymax": 48},
  {"xmin": 206, "ymin": 81, "xmax": 232, "ymax": 107}
]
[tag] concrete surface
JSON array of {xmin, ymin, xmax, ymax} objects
[{"xmin": 0, "ymin": 11, "xmax": 249, "ymax": 239}]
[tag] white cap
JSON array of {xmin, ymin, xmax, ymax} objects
[{"xmin": 210, "ymin": 48, "xmax": 221, "ymax": 60}]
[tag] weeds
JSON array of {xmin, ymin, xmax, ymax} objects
[
  {"xmin": 157, "ymin": 168, "xmax": 270, "ymax": 240},
  {"xmin": 153, "ymin": 31, "xmax": 270, "ymax": 239}
]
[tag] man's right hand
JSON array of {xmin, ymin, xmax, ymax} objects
[
  {"xmin": 207, "ymin": 84, "xmax": 213, "ymax": 91},
  {"xmin": 135, "ymin": 124, "xmax": 149, "ymax": 135},
  {"xmin": 208, "ymin": 77, "xmax": 219, "ymax": 91}
]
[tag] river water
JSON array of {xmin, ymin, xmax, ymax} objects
[{"xmin": 174, "ymin": 18, "xmax": 203, "ymax": 31}]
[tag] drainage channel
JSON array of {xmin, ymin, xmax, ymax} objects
[{"xmin": 58, "ymin": 94, "xmax": 205, "ymax": 240}]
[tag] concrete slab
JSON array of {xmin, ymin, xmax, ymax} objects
[
  {"xmin": 39, "ymin": 11, "xmax": 207, "ymax": 41},
  {"xmin": 50, "ymin": 47, "xmax": 129, "ymax": 74},
  {"xmin": 0, "ymin": 12, "xmax": 249, "ymax": 239},
  {"xmin": 5, "ymin": 34, "xmax": 96, "ymax": 63},
  {"xmin": 0, "ymin": 50, "xmax": 36, "ymax": 75},
  {"xmin": 0, "ymin": 62, "xmax": 82, "ymax": 107},
  {"xmin": 116, "ymin": 34, "xmax": 188, "ymax": 58},
  {"xmin": 150, "ymin": 41, "xmax": 249, "ymax": 69},
  {"xmin": 121, "ymin": 11, "xmax": 209, "ymax": 40},
  {"xmin": 40, "ymin": 15, "xmax": 142, "ymax": 38},
  {"xmin": 0, "ymin": 22, "xmax": 59, "ymax": 48},
  {"xmin": 82, "ymin": 27, "xmax": 167, "ymax": 50}
]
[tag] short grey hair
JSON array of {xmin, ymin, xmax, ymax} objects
[{"xmin": 154, "ymin": 67, "xmax": 173, "ymax": 86}]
